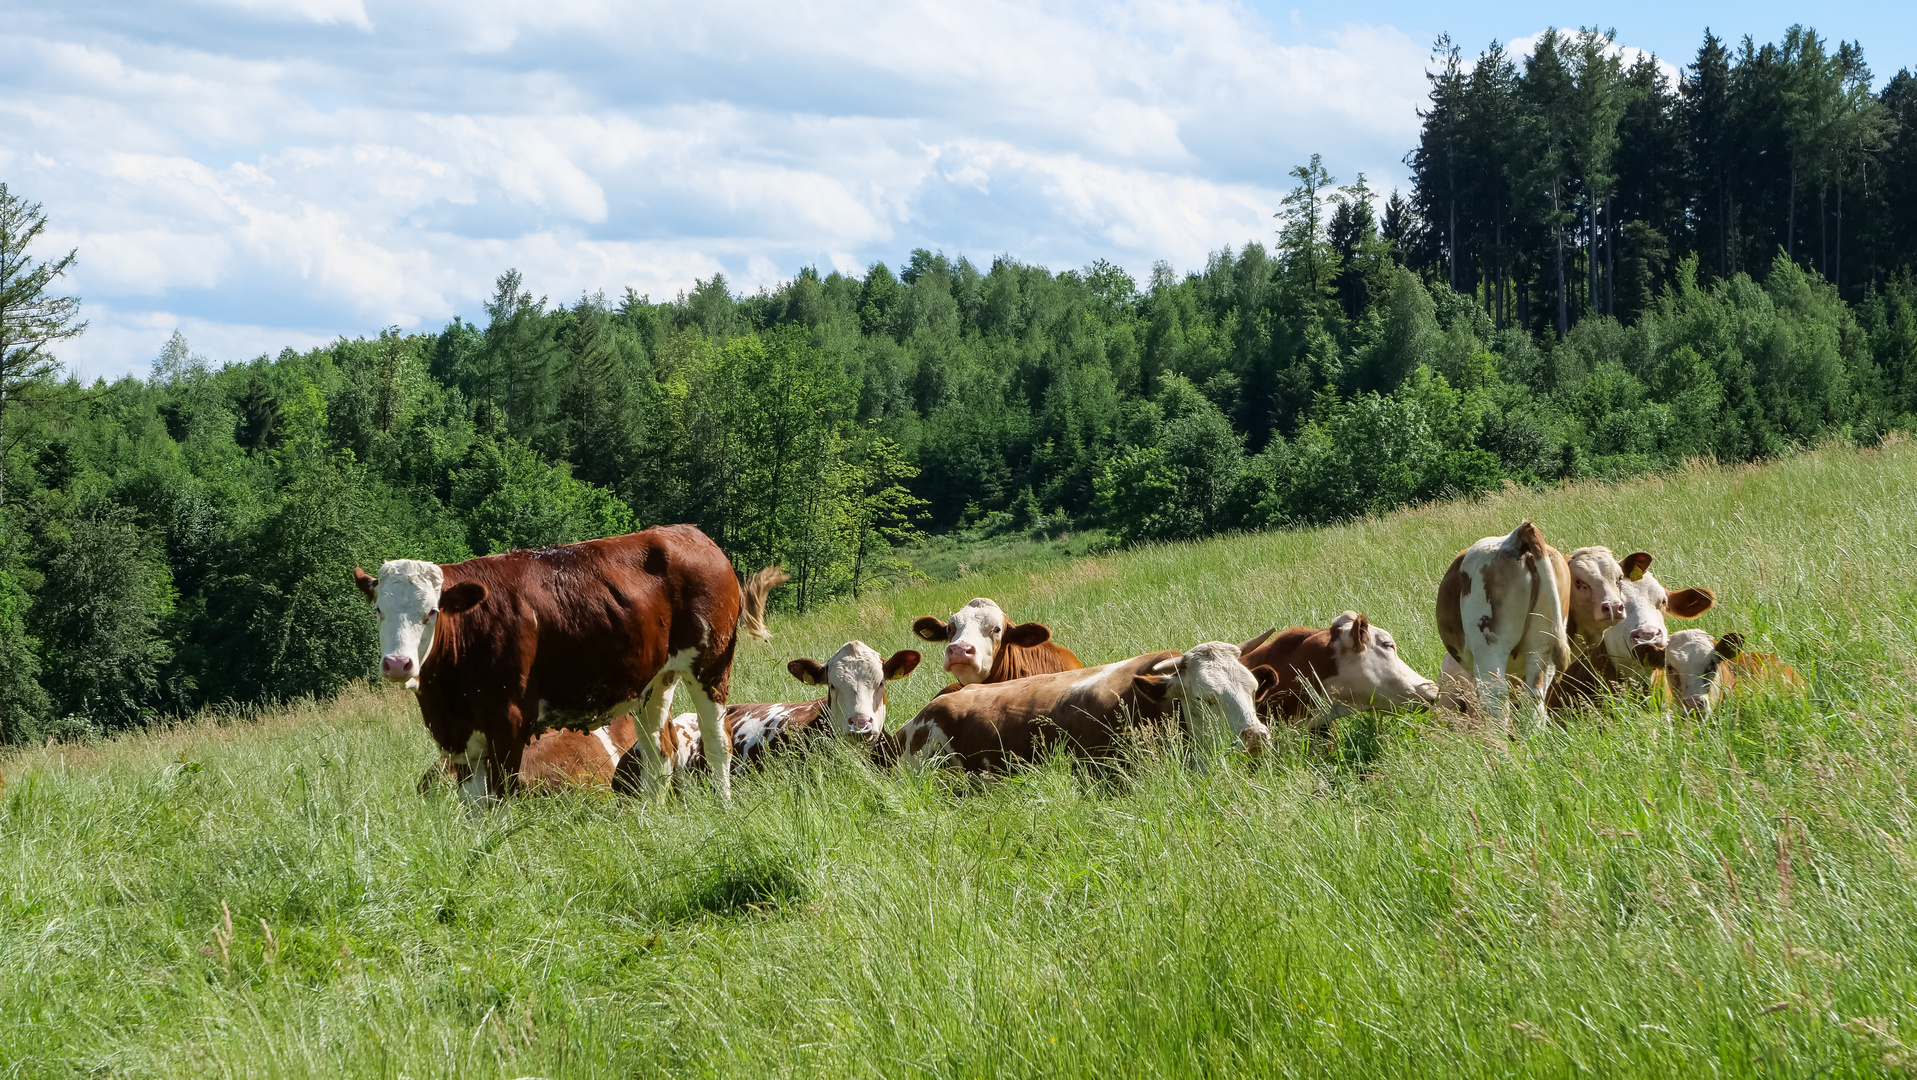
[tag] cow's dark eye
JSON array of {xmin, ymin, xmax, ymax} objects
[
  {"xmin": 426, "ymin": 608, "xmax": 439, "ymax": 619},
  {"xmin": 1574, "ymin": 580, "xmax": 1589, "ymax": 590},
  {"xmin": 1382, "ymin": 640, "xmax": 1396, "ymax": 650}
]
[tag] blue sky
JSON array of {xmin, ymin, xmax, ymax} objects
[{"xmin": 4, "ymin": 1, "xmax": 1910, "ymax": 380}]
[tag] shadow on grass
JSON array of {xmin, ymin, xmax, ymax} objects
[{"xmin": 651, "ymin": 835, "xmax": 809, "ymax": 924}]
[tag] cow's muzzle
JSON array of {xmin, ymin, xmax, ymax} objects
[
  {"xmin": 848, "ymin": 713, "xmax": 880, "ymax": 736},
  {"xmin": 381, "ymin": 654, "xmax": 416, "ymax": 681},
  {"xmin": 1629, "ymin": 627, "xmax": 1667, "ymax": 647},
  {"xmin": 1680, "ymin": 695, "xmax": 1712, "ymax": 714},
  {"xmin": 944, "ymin": 642, "xmax": 979, "ymax": 671}
]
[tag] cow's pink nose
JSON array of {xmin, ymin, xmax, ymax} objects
[
  {"xmin": 381, "ymin": 655, "xmax": 414, "ymax": 680},
  {"xmin": 848, "ymin": 713, "xmax": 879, "ymax": 735},
  {"xmin": 1598, "ymin": 601, "xmax": 1623, "ymax": 621},
  {"xmin": 1629, "ymin": 627, "xmax": 1665, "ymax": 646},
  {"xmin": 1681, "ymin": 695, "xmax": 1711, "ymax": 713},
  {"xmin": 1239, "ymin": 725, "xmax": 1271, "ymax": 754},
  {"xmin": 945, "ymin": 642, "xmax": 976, "ymax": 667}
]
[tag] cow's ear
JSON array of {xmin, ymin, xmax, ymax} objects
[
  {"xmin": 439, "ymin": 581, "xmax": 488, "ymax": 615},
  {"xmin": 1332, "ymin": 611, "xmax": 1369, "ymax": 651},
  {"xmin": 788, "ymin": 658, "xmax": 827, "ymax": 686},
  {"xmin": 1132, "ymin": 673, "xmax": 1173, "ymax": 700},
  {"xmin": 1251, "ymin": 665, "xmax": 1280, "ymax": 700},
  {"xmin": 1714, "ymin": 633, "xmax": 1745, "ymax": 660},
  {"xmin": 1622, "ymin": 551, "xmax": 1653, "ymax": 581},
  {"xmin": 354, "ymin": 567, "xmax": 378, "ymax": 603},
  {"xmin": 1667, "ymin": 587, "xmax": 1715, "ymax": 618},
  {"xmin": 882, "ymin": 650, "xmax": 921, "ymax": 681},
  {"xmin": 1633, "ymin": 643, "xmax": 1667, "ymax": 669},
  {"xmin": 912, "ymin": 617, "xmax": 951, "ymax": 642},
  {"xmin": 1004, "ymin": 621, "xmax": 1053, "ymax": 648}
]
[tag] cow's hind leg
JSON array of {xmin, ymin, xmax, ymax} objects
[
  {"xmin": 687, "ymin": 680, "xmax": 732, "ymax": 804},
  {"xmin": 616, "ymin": 671, "xmax": 680, "ymax": 803}
]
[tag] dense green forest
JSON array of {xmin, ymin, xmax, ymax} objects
[{"xmin": 2, "ymin": 24, "xmax": 1916, "ymax": 743}]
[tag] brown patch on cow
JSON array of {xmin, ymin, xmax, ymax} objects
[
  {"xmin": 353, "ymin": 567, "xmax": 378, "ymax": 603},
  {"xmin": 912, "ymin": 616, "xmax": 952, "ymax": 642},
  {"xmin": 1512, "ymin": 520, "xmax": 1548, "ymax": 559},
  {"xmin": 1434, "ymin": 551, "xmax": 1467, "ymax": 662},
  {"xmin": 1240, "ymin": 627, "xmax": 1340, "ymax": 722}
]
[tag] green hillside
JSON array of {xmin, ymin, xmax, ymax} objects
[{"xmin": 3, "ymin": 441, "xmax": 1915, "ymax": 1077}]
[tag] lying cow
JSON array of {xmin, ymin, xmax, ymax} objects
[
  {"xmin": 889, "ymin": 642, "xmax": 1277, "ymax": 773},
  {"xmin": 1435, "ymin": 521, "xmax": 1572, "ymax": 728},
  {"xmin": 1545, "ymin": 546, "xmax": 1638, "ymax": 706},
  {"xmin": 1599, "ymin": 552, "xmax": 1715, "ymax": 682},
  {"xmin": 1633, "ymin": 630, "xmax": 1806, "ymax": 714},
  {"xmin": 358, "ymin": 527, "xmax": 770, "ymax": 805},
  {"xmin": 1240, "ymin": 612, "xmax": 1438, "ymax": 725},
  {"xmin": 415, "ymin": 719, "xmax": 641, "ymax": 793},
  {"xmin": 913, "ymin": 598, "xmax": 1083, "ymax": 691},
  {"xmin": 645, "ymin": 641, "xmax": 921, "ymax": 776}
]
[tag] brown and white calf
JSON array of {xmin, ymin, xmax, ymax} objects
[
  {"xmin": 913, "ymin": 597, "xmax": 1083, "ymax": 691},
  {"xmin": 1435, "ymin": 521, "xmax": 1572, "ymax": 728},
  {"xmin": 889, "ymin": 642, "xmax": 1277, "ymax": 773},
  {"xmin": 357, "ymin": 527, "xmax": 772, "ymax": 806},
  {"xmin": 1633, "ymin": 630, "xmax": 1806, "ymax": 714},
  {"xmin": 649, "ymin": 641, "xmax": 921, "ymax": 775},
  {"xmin": 1240, "ymin": 612, "xmax": 1438, "ymax": 726}
]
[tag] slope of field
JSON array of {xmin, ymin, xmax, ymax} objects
[{"xmin": 4, "ymin": 442, "xmax": 1916, "ymax": 1078}]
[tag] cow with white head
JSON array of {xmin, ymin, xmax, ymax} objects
[
  {"xmin": 912, "ymin": 597, "xmax": 1083, "ymax": 687},
  {"xmin": 356, "ymin": 560, "xmax": 488, "ymax": 687},
  {"xmin": 1601, "ymin": 551, "xmax": 1716, "ymax": 682}
]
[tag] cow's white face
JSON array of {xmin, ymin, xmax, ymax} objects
[
  {"xmin": 355, "ymin": 560, "xmax": 489, "ymax": 685},
  {"xmin": 1602, "ymin": 553, "xmax": 1715, "ymax": 676},
  {"xmin": 1318, "ymin": 611, "xmax": 1440, "ymax": 710},
  {"xmin": 914, "ymin": 598, "xmax": 1050, "ymax": 684},
  {"xmin": 1647, "ymin": 629, "xmax": 1744, "ymax": 714},
  {"xmin": 1143, "ymin": 641, "xmax": 1273, "ymax": 753},
  {"xmin": 368, "ymin": 560, "xmax": 443, "ymax": 684},
  {"xmin": 790, "ymin": 641, "xmax": 921, "ymax": 737},
  {"xmin": 1566, "ymin": 547, "xmax": 1628, "ymax": 642}
]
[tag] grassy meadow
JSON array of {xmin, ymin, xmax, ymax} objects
[{"xmin": 4, "ymin": 441, "xmax": 1917, "ymax": 1078}]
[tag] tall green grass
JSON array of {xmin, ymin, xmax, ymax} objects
[{"xmin": 4, "ymin": 442, "xmax": 1917, "ymax": 1078}]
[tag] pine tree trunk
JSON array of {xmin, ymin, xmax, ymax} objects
[
  {"xmin": 1835, "ymin": 171, "xmax": 1844, "ymax": 291},
  {"xmin": 1556, "ymin": 228, "xmax": 1568, "ymax": 340},
  {"xmin": 1787, "ymin": 163, "xmax": 1797, "ymax": 261}
]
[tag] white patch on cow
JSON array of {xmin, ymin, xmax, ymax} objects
[
  {"xmin": 592, "ymin": 725, "xmax": 620, "ymax": 765},
  {"xmin": 731, "ymin": 705, "xmax": 788, "ymax": 760},
  {"xmin": 942, "ymin": 598, "xmax": 1009, "ymax": 684},
  {"xmin": 661, "ymin": 711, "xmax": 702, "ymax": 771},
  {"xmin": 895, "ymin": 719, "xmax": 953, "ymax": 769},
  {"xmin": 1160, "ymin": 642, "xmax": 1270, "ymax": 753},
  {"xmin": 1317, "ymin": 617, "xmax": 1439, "ymax": 713},
  {"xmin": 1601, "ymin": 567, "xmax": 1711, "ymax": 683},
  {"xmin": 372, "ymin": 559, "xmax": 444, "ymax": 683},
  {"xmin": 452, "ymin": 731, "xmax": 491, "ymax": 806}
]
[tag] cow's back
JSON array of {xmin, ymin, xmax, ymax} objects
[{"xmin": 897, "ymin": 653, "xmax": 1173, "ymax": 772}]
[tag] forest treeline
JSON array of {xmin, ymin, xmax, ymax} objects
[{"xmin": 2, "ymin": 24, "xmax": 1916, "ymax": 742}]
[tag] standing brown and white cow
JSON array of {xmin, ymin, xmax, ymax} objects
[
  {"xmin": 912, "ymin": 598, "xmax": 1083, "ymax": 690},
  {"xmin": 890, "ymin": 642, "xmax": 1276, "ymax": 773},
  {"xmin": 1435, "ymin": 521, "xmax": 1572, "ymax": 729},
  {"xmin": 654, "ymin": 641, "xmax": 921, "ymax": 773},
  {"xmin": 1240, "ymin": 612, "xmax": 1438, "ymax": 726},
  {"xmin": 356, "ymin": 526, "xmax": 752, "ymax": 805}
]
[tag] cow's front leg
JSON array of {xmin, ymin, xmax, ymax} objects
[
  {"xmin": 449, "ymin": 731, "xmax": 498, "ymax": 808},
  {"xmin": 687, "ymin": 680, "xmax": 732, "ymax": 804},
  {"xmin": 617, "ymin": 671, "xmax": 679, "ymax": 803}
]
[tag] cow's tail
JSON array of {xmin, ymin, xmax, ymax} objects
[
  {"xmin": 738, "ymin": 565, "xmax": 789, "ymax": 643},
  {"xmin": 1528, "ymin": 549, "xmax": 1572, "ymax": 672}
]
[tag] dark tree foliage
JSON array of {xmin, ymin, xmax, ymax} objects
[{"xmin": 3, "ymin": 22, "xmax": 1916, "ymax": 740}]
